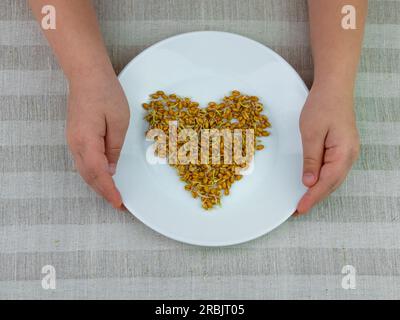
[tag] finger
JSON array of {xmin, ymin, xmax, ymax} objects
[
  {"xmin": 78, "ymin": 155, "xmax": 123, "ymax": 209},
  {"xmin": 296, "ymin": 160, "xmax": 348, "ymax": 215},
  {"xmin": 300, "ymin": 126, "xmax": 326, "ymax": 187},
  {"xmin": 74, "ymin": 156, "xmax": 104, "ymax": 199},
  {"xmin": 105, "ymin": 115, "xmax": 129, "ymax": 167},
  {"xmin": 74, "ymin": 143, "xmax": 123, "ymax": 209}
]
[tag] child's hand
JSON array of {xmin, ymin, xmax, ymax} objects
[
  {"xmin": 296, "ymin": 83, "xmax": 360, "ymax": 214},
  {"xmin": 66, "ymin": 70, "xmax": 130, "ymax": 209}
]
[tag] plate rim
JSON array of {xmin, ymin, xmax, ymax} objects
[{"xmin": 117, "ymin": 30, "xmax": 309, "ymax": 247}]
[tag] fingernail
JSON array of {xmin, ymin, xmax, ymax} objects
[
  {"xmin": 108, "ymin": 163, "xmax": 116, "ymax": 175},
  {"xmin": 303, "ymin": 173, "xmax": 315, "ymax": 185}
]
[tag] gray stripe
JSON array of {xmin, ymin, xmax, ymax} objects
[
  {"xmin": 354, "ymin": 145, "xmax": 400, "ymax": 170},
  {"xmin": 0, "ymin": 170, "xmax": 399, "ymax": 198},
  {"xmin": 367, "ymin": 0, "xmax": 400, "ymax": 24},
  {"xmin": 0, "ymin": 172, "xmax": 92, "ymax": 199},
  {"xmin": 334, "ymin": 170, "xmax": 400, "ymax": 197},
  {"xmin": 0, "ymin": 121, "xmax": 66, "ymax": 146},
  {"xmin": 95, "ymin": 0, "xmax": 400, "ymax": 25},
  {"xmin": 1, "ymin": 70, "xmax": 399, "ymax": 97},
  {"xmin": 355, "ymin": 97, "xmax": 400, "ymax": 122},
  {"xmin": 1, "ymin": 195, "xmax": 400, "ymax": 226},
  {"xmin": 0, "ymin": 198, "xmax": 130, "ymax": 226},
  {"xmin": 0, "ymin": 71, "xmax": 68, "ymax": 96},
  {"xmin": 1, "ymin": 144, "xmax": 399, "ymax": 173},
  {"xmin": 1, "ymin": 275, "xmax": 400, "ymax": 300},
  {"xmin": 1, "ymin": 0, "xmax": 309, "ymax": 21},
  {"xmin": 355, "ymin": 73, "xmax": 400, "ymax": 98},
  {"xmin": 0, "ymin": 46, "xmax": 60, "ymax": 70},
  {"xmin": 1, "ymin": 20, "xmax": 311, "ymax": 46},
  {"xmin": 0, "ymin": 96, "xmax": 67, "ymax": 121},
  {"xmin": 0, "ymin": 0, "xmax": 30, "ymax": 20},
  {"xmin": 358, "ymin": 122, "xmax": 400, "ymax": 145},
  {"xmin": 0, "ymin": 248, "xmax": 399, "ymax": 281},
  {"xmin": 94, "ymin": 0, "xmax": 310, "ymax": 22},
  {"xmin": 0, "ymin": 145, "xmax": 74, "ymax": 172},
  {"xmin": 3, "ymin": 46, "xmax": 400, "ymax": 75},
  {"xmin": 359, "ymin": 48, "xmax": 400, "ymax": 73},
  {"xmin": 1, "ymin": 222, "xmax": 400, "ymax": 253},
  {"xmin": 364, "ymin": 24, "xmax": 400, "ymax": 49},
  {"xmin": 302, "ymin": 196, "xmax": 400, "ymax": 222},
  {"xmin": 278, "ymin": 47, "xmax": 400, "ymax": 73},
  {"xmin": 3, "ymin": 0, "xmax": 400, "ymax": 25},
  {"xmin": 1, "ymin": 196, "xmax": 399, "ymax": 226},
  {"xmin": 2, "ymin": 121, "xmax": 398, "ymax": 146},
  {"xmin": 3, "ymin": 21, "xmax": 400, "ymax": 49},
  {"xmin": 1, "ymin": 96, "xmax": 399, "ymax": 122},
  {"xmin": 0, "ymin": 45, "xmax": 147, "ymax": 74}
]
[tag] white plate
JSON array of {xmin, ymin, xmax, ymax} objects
[{"xmin": 115, "ymin": 31, "xmax": 308, "ymax": 246}]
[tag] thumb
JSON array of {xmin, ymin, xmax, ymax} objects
[
  {"xmin": 301, "ymin": 128, "xmax": 325, "ymax": 187},
  {"xmin": 105, "ymin": 116, "xmax": 129, "ymax": 171}
]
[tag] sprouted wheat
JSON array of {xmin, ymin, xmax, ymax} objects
[{"xmin": 143, "ymin": 91, "xmax": 271, "ymax": 210}]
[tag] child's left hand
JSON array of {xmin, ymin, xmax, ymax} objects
[{"xmin": 296, "ymin": 82, "xmax": 360, "ymax": 214}]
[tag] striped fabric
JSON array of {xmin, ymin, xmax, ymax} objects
[{"xmin": 0, "ymin": 0, "xmax": 399, "ymax": 299}]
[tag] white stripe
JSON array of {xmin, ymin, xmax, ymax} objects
[
  {"xmin": 363, "ymin": 24, "xmax": 400, "ymax": 49},
  {"xmin": 1, "ymin": 21, "xmax": 399, "ymax": 49},
  {"xmin": 1, "ymin": 222, "xmax": 400, "ymax": 253},
  {"xmin": 0, "ymin": 170, "xmax": 399, "ymax": 199},
  {"xmin": 334, "ymin": 170, "xmax": 400, "ymax": 197},
  {"xmin": 0, "ymin": 275, "xmax": 399, "ymax": 299},
  {"xmin": 0, "ymin": 172, "xmax": 92, "ymax": 198},
  {"xmin": 0, "ymin": 120, "xmax": 65, "ymax": 146},
  {"xmin": 356, "ymin": 73, "xmax": 400, "ymax": 98},
  {"xmin": 358, "ymin": 122, "xmax": 400, "ymax": 146},
  {"xmin": 1, "ymin": 70, "xmax": 399, "ymax": 98},
  {"xmin": 1, "ymin": 120, "xmax": 399, "ymax": 146}
]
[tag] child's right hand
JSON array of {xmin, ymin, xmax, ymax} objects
[
  {"xmin": 296, "ymin": 82, "xmax": 360, "ymax": 215},
  {"xmin": 66, "ymin": 69, "xmax": 130, "ymax": 209}
]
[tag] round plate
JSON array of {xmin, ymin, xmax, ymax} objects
[{"xmin": 115, "ymin": 31, "xmax": 308, "ymax": 246}]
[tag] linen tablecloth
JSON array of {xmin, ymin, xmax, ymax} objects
[{"xmin": 1, "ymin": 0, "xmax": 400, "ymax": 299}]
